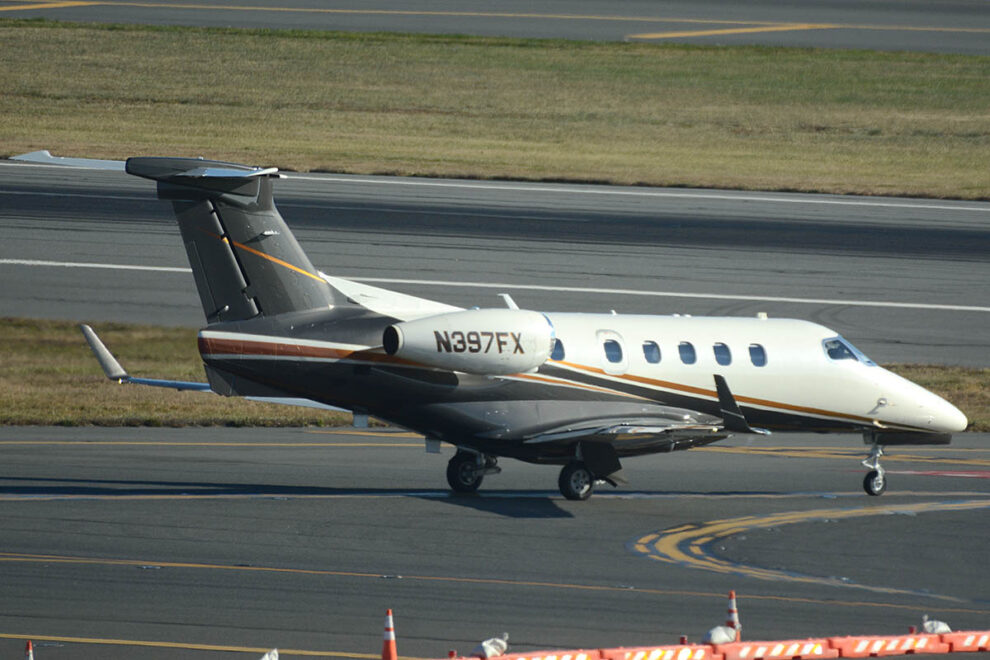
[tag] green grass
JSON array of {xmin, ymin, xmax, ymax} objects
[
  {"xmin": 1, "ymin": 318, "xmax": 986, "ymax": 431},
  {"xmin": 1, "ymin": 19, "xmax": 988, "ymax": 198}
]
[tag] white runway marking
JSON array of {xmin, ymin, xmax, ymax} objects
[
  {"xmin": 297, "ymin": 174, "xmax": 990, "ymax": 213},
  {"xmin": 3, "ymin": 160, "xmax": 988, "ymax": 213},
  {"xmin": 3, "ymin": 258, "xmax": 988, "ymax": 312}
]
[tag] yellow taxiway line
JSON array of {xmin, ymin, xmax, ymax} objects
[
  {"xmin": 3, "ymin": 1, "xmax": 988, "ymax": 39},
  {"xmin": 634, "ymin": 499, "xmax": 990, "ymax": 597},
  {"xmin": 0, "ymin": 632, "xmax": 386, "ymax": 658},
  {"xmin": 628, "ymin": 23, "xmax": 838, "ymax": 40},
  {"xmin": 0, "ymin": 551, "xmax": 986, "ymax": 615},
  {"xmin": 0, "ymin": 1, "xmax": 95, "ymax": 10}
]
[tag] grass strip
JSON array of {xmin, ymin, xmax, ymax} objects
[
  {"xmin": 0, "ymin": 318, "xmax": 347, "ymax": 427},
  {"xmin": 1, "ymin": 19, "xmax": 988, "ymax": 198},
  {"xmin": 0, "ymin": 318, "xmax": 986, "ymax": 431}
]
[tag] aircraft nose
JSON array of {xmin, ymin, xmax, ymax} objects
[{"xmin": 935, "ymin": 397, "xmax": 969, "ymax": 433}]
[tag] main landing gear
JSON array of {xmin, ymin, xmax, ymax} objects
[
  {"xmin": 446, "ymin": 450, "xmax": 500, "ymax": 493},
  {"xmin": 445, "ymin": 451, "xmax": 602, "ymax": 500},
  {"xmin": 862, "ymin": 441, "xmax": 887, "ymax": 496},
  {"xmin": 558, "ymin": 462, "xmax": 595, "ymax": 501}
]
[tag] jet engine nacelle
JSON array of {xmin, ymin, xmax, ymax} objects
[{"xmin": 383, "ymin": 309, "xmax": 555, "ymax": 375}]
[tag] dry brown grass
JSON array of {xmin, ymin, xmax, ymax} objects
[
  {"xmin": 1, "ymin": 318, "xmax": 985, "ymax": 431},
  {"xmin": 0, "ymin": 318, "xmax": 348, "ymax": 426},
  {"xmin": 1, "ymin": 20, "xmax": 988, "ymax": 198}
]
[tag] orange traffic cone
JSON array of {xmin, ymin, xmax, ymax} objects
[
  {"xmin": 382, "ymin": 609, "xmax": 398, "ymax": 660},
  {"xmin": 726, "ymin": 590, "xmax": 741, "ymax": 641},
  {"xmin": 25, "ymin": 640, "xmax": 34, "ymax": 660}
]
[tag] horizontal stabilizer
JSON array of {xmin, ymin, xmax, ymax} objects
[
  {"xmin": 11, "ymin": 150, "xmax": 125, "ymax": 171},
  {"xmin": 80, "ymin": 324, "xmax": 210, "ymax": 391},
  {"xmin": 126, "ymin": 156, "xmax": 278, "ymax": 199},
  {"xmin": 80, "ymin": 325, "xmax": 347, "ymax": 412}
]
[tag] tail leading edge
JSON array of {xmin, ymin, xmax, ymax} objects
[{"xmin": 126, "ymin": 156, "xmax": 340, "ymax": 323}]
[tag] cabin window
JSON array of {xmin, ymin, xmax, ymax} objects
[
  {"xmin": 713, "ymin": 342, "xmax": 731, "ymax": 365},
  {"xmin": 823, "ymin": 336, "xmax": 876, "ymax": 366},
  {"xmin": 749, "ymin": 343, "xmax": 767, "ymax": 367},
  {"xmin": 642, "ymin": 341, "xmax": 661, "ymax": 364},
  {"xmin": 551, "ymin": 338, "xmax": 565, "ymax": 361},
  {"xmin": 678, "ymin": 341, "xmax": 696, "ymax": 365},
  {"xmin": 603, "ymin": 339, "xmax": 623, "ymax": 363}
]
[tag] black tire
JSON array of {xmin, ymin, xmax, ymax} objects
[
  {"xmin": 559, "ymin": 462, "xmax": 594, "ymax": 501},
  {"xmin": 863, "ymin": 470, "xmax": 886, "ymax": 496},
  {"xmin": 447, "ymin": 452, "xmax": 483, "ymax": 493}
]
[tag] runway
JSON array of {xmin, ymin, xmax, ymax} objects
[
  {"xmin": 2, "ymin": 160, "xmax": 988, "ymax": 366},
  {"xmin": 2, "ymin": 0, "xmax": 989, "ymax": 54},
  {"xmin": 0, "ymin": 426, "xmax": 988, "ymax": 658}
]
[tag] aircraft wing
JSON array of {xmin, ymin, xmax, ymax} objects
[{"xmin": 80, "ymin": 325, "xmax": 347, "ymax": 412}]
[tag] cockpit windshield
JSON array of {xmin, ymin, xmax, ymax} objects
[{"xmin": 822, "ymin": 336, "xmax": 876, "ymax": 366}]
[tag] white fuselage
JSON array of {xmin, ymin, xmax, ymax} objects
[{"xmin": 540, "ymin": 313, "xmax": 967, "ymax": 434}]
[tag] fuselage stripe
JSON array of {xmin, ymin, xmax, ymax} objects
[{"xmin": 199, "ymin": 334, "xmax": 883, "ymax": 429}]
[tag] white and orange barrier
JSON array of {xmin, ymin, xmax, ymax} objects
[
  {"xmin": 714, "ymin": 638, "xmax": 838, "ymax": 660},
  {"xmin": 602, "ymin": 644, "xmax": 720, "ymax": 660},
  {"xmin": 433, "ymin": 631, "xmax": 990, "ymax": 660},
  {"xmin": 941, "ymin": 632, "xmax": 990, "ymax": 653},
  {"xmin": 828, "ymin": 633, "xmax": 949, "ymax": 658}
]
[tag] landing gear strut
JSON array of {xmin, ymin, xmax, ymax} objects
[
  {"xmin": 862, "ymin": 441, "xmax": 887, "ymax": 496},
  {"xmin": 446, "ymin": 450, "xmax": 499, "ymax": 493},
  {"xmin": 558, "ymin": 461, "xmax": 594, "ymax": 501}
]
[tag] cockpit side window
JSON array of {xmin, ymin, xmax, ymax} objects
[
  {"xmin": 822, "ymin": 336, "xmax": 875, "ymax": 366},
  {"xmin": 551, "ymin": 338, "xmax": 565, "ymax": 361}
]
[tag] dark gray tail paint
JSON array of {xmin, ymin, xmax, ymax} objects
[{"xmin": 126, "ymin": 157, "xmax": 340, "ymax": 323}]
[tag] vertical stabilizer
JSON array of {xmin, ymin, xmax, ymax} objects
[{"xmin": 125, "ymin": 157, "xmax": 339, "ymax": 322}]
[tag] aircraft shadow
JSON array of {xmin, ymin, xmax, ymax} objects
[{"xmin": 0, "ymin": 476, "xmax": 574, "ymax": 518}]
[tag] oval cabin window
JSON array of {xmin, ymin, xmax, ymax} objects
[{"xmin": 678, "ymin": 341, "xmax": 696, "ymax": 365}]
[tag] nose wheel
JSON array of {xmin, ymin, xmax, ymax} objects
[{"xmin": 861, "ymin": 442, "xmax": 887, "ymax": 496}]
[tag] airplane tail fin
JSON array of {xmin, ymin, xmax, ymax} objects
[{"xmin": 126, "ymin": 157, "xmax": 340, "ymax": 323}]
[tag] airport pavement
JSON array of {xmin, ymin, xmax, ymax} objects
[
  {"xmin": 0, "ymin": 427, "xmax": 987, "ymax": 658},
  {"xmin": 1, "ymin": 0, "xmax": 989, "ymax": 54},
  {"xmin": 2, "ymin": 161, "xmax": 988, "ymax": 366}
]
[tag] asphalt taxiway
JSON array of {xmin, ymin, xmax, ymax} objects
[
  {"xmin": 0, "ymin": 427, "xmax": 987, "ymax": 658},
  {"xmin": 2, "ymin": 0, "xmax": 989, "ymax": 54},
  {"xmin": 2, "ymin": 161, "xmax": 988, "ymax": 366}
]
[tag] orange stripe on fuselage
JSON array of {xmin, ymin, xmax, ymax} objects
[
  {"xmin": 549, "ymin": 360, "xmax": 875, "ymax": 425},
  {"xmin": 199, "ymin": 336, "xmax": 875, "ymax": 427}
]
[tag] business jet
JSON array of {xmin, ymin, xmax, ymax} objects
[{"xmin": 44, "ymin": 153, "xmax": 965, "ymax": 500}]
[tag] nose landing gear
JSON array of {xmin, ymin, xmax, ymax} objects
[{"xmin": 862, "ymin": 441, "xmax": 887, "ymax": 496}]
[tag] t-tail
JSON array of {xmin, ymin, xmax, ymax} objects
[{"xmin": 126, "ymin": 157, "xmax": 342, "ymax": 323}]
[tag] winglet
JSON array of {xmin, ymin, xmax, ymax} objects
[
  {"xmin": 714, "ymin": 374, "xmax": 770, "ymax": 435},
  {"xmin": 79, "ymin": 324, "xmax": 129, "ymax": 381}
]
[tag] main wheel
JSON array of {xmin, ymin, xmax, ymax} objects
[
  {"xmin": 447, "ymin": 452, "xmax": 483, "ymax": 493},
  {"xmin": 863, "ymin": 469, "xmax": 886, "ymax": 496},
  {"xmin": 559, "ymin": 462, "xmax": 594, "ymax": 501}
]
